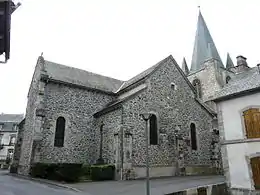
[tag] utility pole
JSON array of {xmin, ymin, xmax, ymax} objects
[{"xmin": 140, "ymin": 113, "xmax": 152, "ymax": 195}]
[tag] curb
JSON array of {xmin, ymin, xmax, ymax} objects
[
  {"xmin": 164, "ymin": 181, "xmax": 227, "ymax": 195},
  {"xmin": 7, "ymin": 173, "xmax": 81, "ymax": 192}
]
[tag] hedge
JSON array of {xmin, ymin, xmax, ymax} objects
[
  {"xmin": 82, "ymin": 164, "xmax": 91, "ymax": 179},
  {"xmin": 90, "ymin": 164, "xmax": 115, "ymax": 181},
  {"xmin": 30, "ymin": 163, "xmax": 82, "ymax": 182}
]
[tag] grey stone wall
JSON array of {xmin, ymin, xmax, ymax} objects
[
  {"xmin": 95, "ymin": 57, "xmax": 218, "ymax": 179},
  {"xmin": 18, "ymin": 56, "xmax": 117, "ymax": 173},
  {"xmin": 18, "ymin": 57, "xmax": 45, "ymax": 175},
  {"xmin": 188, "ymin": 59, "xmax": 234, "ymax": 103},
  {"xmin": 39, "ymin": 82, "xmax": 115, "ymax": 164},
  {"xmin": 96, "ymin": 108, "xmax": 122, "ymax": 174},
  {"xmin": 122, "ymin": 58, "xmax": 214, "ymax": 168},
  {"xmin": 217, "ymin": 103, "xmax": 231, "ymax": 187}
]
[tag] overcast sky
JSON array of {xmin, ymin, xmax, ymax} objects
[{"xmin": 1, "ymin": 0, "xmax": 260, "ymax": 114}]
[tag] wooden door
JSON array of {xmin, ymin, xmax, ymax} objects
[{"xmin": 250, "ymin": 157, "xmax": 260, "ymax": 189}]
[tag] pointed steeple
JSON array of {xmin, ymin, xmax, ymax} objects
[
  {"xmin": 190, "ymin": 10, "xmax": 223, "ymax": 72},
  {"xmin": 182, "ymin": 57, "xmax": 189, "ymax": 75},
  {"xmin": 226, "ymin": 53, "xmax": 234, "ymax": 69}
]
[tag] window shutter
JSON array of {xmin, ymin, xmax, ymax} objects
[{"xmin": 244, "ymin": 108, "xmax": 260, "ymax": 139}]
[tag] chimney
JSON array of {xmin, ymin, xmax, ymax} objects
[
  {"xmin": 236, "ymin": 55, "xmax": 248, "ymax": 66},
  {"xmin": 235, "ymin": 55, "xmax": 249, "ymax": 73}
]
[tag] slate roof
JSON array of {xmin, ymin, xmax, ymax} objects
[
  {"xmin": 190, "ymin": 11, "xmax": 223, "ymax": 73},
  {"xmin": 0, "ymin": 114, "xmax": 24, "ymax": 123},
  {"xmin": 44, "ymin": 60, "xmax": 124, "ymax": 93},
  {"xmin": 213, "ymin": 67, "xmax": 260, "ymax": 101}
]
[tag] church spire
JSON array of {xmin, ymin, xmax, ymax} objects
[
  {"xmin": 190, "ymin": 10, "xmax": 223, "ymax": 72},
  {"xmin": 182, "ymin": 57, "xmax": 189, "ymax": 75},
  {"xmin": 226, "ymin": 53, "xmax": 234, "ymax": 69}
]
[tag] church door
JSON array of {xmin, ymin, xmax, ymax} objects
[{"xmin": 250, "ymin": 156, "xmax": 260, "ymax": 189}]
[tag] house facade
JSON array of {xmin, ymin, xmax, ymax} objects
[
  {"xmin": 0, "ymin": 114, "xmax": 24, "ymax": 168},
  {"xmin": 213, "ymin": 61, "xmax": 260, "ymax": 193}
]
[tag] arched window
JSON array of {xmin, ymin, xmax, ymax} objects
[
  {"xmin": 226, "ymin": 76, "xmax": 231, "ymax": 84},
  {"xmin": 149, "ymin": 114, "xmax": 158, "ymax": 145},
  {"xmin": 54, "ymin": 117, "xmax": 66, "ymax": 147},
  {"xmin": 192, "ymin": 79, "xmax": 202, "ymax": 98},
  {"xmin": 190, "ymin": 123, "xmax": 197, "ymax": 150},
  {"xmin": 243, "ymin": 108, "xmax": 260, "ymax": 139}
]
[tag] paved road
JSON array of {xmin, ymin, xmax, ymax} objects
[
  {"xmin": 68, "ymin": 175, "xmax": 226, "ymax": 195},
  {"xmin": 0, "ymin": 171, "xmax": 87, "ymax": 195},
  {"xmin": 0, "ymin": 170, "xmax": 226, "ymax": 195}
]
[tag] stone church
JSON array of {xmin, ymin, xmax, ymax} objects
[{"xmin": 16, "ymin": 10, "xmax": 243, "ymax": 179}]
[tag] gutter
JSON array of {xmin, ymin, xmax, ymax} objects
[{"xmin": 40, "ymin": 74, "xmax": 116, "ymax": 96}]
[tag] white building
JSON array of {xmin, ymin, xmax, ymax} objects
[
  {"xmin": 213, "ymin": 62, "xmax": 260, "ymax": 194},
  {"xmin": 0, "ymin": 114, "xmax": 24, "ymax": 168}
]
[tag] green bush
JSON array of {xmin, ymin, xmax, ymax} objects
[
  {"xmin": 90, "ymin": 164, "xmax": 115, "ymax": 181},
  {"xmin": 57, "ymin": 163, "xmax": 82, "ymax": 182},
  {"xmin": 82, "ymin": 164, "xmax": 91, "ymax": 179},
  {"xmin": 30, "ymin": 163, "xmax": 48, "ymax": 178},
  {"xmin": 30, "ymin": 163, "xmax": 83, "ymax": 182}
]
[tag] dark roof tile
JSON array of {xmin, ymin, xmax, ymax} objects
[
  {"xmin": 44, "ymin": 60, "xmax": 124, "ymax": 93},
  {"xmin": 212, "ymin": 67, "xmax": 260, "ymax": 101},
  {"xmin": 0, "ymin": 114, "xmax": 24, "ymax": 123}
]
